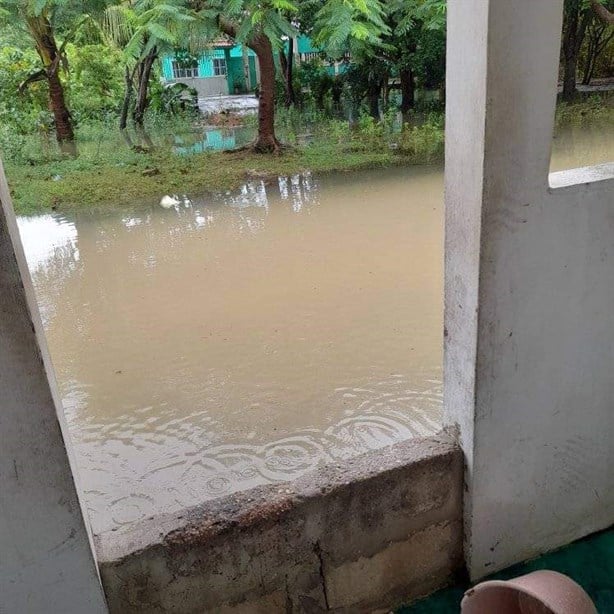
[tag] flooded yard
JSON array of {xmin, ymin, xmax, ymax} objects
[{"xmin": 17, "ymin": 125, "xmax": 613, "ymax": 536}]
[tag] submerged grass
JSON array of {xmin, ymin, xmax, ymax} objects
[
  {"xmin": 3, "ymin": 94, "xmax": 612, "ymax": 216},
  {"xmin": 7, "ymin": 144, "xmax": 405, "ymax": 216},
  {"xmin": 5, "ymin": 114, "xmax": 444, "ymax": 215}
]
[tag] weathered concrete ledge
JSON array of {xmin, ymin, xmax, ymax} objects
[{"xmin": 97, "ymin": 433, "xmax": 463, "ymax": 613}]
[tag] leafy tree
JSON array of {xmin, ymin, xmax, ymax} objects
[
  {"xmin": 103, "ymin": 0, "xmax": 202, "ymax": 130},
  {"xmin": 562, "ymin": 0, "xmax": 593, "ymax": 101},
  {"xmin": 0, "ymin": 0, "xmax": 104, "ymax": 155},
  {"xmin": 326, "ymin": 0, "xmax": 444, "ymax": 121},
  {"xmin": 194, "ymin": 0, "xmax": 387, "ymax": 152},
  {"xmin": 66, "ymin": 43, "xmax": 124, "ymax": 119},
  {"xmin": 581, "ymin": 9, "xmax": 614, "ymax": 84}
]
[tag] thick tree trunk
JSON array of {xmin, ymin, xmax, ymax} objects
[
  {"xmin": 27, "ymin": 16, "xmax": 76, "ymax": 156},
  {"xmin": 332, "ymin": 77, "xmax": 343, "ymax": 112},
  {"xmin": 120, "ymin": 65, "xmax": 134, "ymax": 131},
  {"xmin": 135, "ymin": 124, "xmax": 154, "ymax": 150},
  {"xmin": 399, "ymin": 68, "xmax": 415, "ymax": 122},
  {"xmin": 217, "ymin": 17, "xmax": 281, "ymax": 152},
  {"xmin": 47, "ymin": 66, "xmax": 76, "ymax": 157},
  {"xmin": 250, "ymin": 35, "xmax": 281, "ymax": 152},
  {"xmin": 133, "ymin": 47, "xmax": 157, "ymax": 127}
]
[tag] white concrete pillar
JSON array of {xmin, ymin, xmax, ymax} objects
[
  {"xmin": 445, "ymin": 0, "xmax": 614, "ymax": 579},
  {"xmin": 0, "ymin": 159, "xmax": 107, "ymax": 612}
]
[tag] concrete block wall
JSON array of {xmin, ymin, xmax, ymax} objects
[{"xmin": 98, "ymin": 435, "xmax": 463, "ymax": 613}]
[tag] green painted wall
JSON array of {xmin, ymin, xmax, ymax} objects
[{"xmin": 228, "ymin": 57, "xmax": 246, "ymax": 93}]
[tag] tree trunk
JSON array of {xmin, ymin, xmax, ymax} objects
[
  {"xmin": 133, "ymin": 47, "xmax": 157, "ymax": 127},
  {"xmin": 562, "ymin": 54, "xmax": 580, "ymax": 100},
  {"xmin": 561, "ymin": 5, "xmax": 591, "ymax": 101},
  {"xmin": 382, "ymin": 71, "xmax": 391, "ymax": 111},
  {"xmin": 367, "ymin": 81, "xmax": 381, "ymax": 120},
  {"xmin": 26, "ymin": 16, "xmax": 76, "ymax": 156},
  {"xmin": 285, "ymin": 38, "xmax": 296, "ymax": 107},
  {"xmin": 47, "ymin": 66, "xmax": 76, "ymax": 157},
  {"xmin": 135, "ymin": 124, "xmax": 154, "ymax": 150},
  {"xmin": 278, "ymin": 39, "xmax": 296, "ymax": 108},
  {"xmin": 331, "ymin": 77, "xmax": 343, "ymax": 112},
  {"xmin": 120, "ymin": 65, "xmax": 134, "ymax": 131},
  {"xmin": 399, "ymin": 68, "xmax": 415, "ymax": 122},
  {"xmin": 217, "ymin": 17, "xmax": 281, "ymax": 152},
  {"xmin": 591, "ymin": 0, "xmax": 614, "ymax": 24},
  {"xmin": 250, "ymin": 35, "xmax": 281, "ymax": 152}
]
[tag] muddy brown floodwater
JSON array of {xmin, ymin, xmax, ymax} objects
[{"xmin": 17, "ymin": 125, "xmax": 613, "ymax": 536}]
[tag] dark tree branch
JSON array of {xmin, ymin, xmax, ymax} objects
[
  {"xmin": 591, "ymin": 0, "xmax": 614, "ymax": 25},
  {"xmin": 18, "ymin": 69, "xmax": 47, "ymax": 94}
]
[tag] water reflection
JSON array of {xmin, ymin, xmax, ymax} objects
[
  {"xmin": 174, "ymin": 127, "xmax": 253, "ymax": 154},
  {"xmin": 19, "ymin": 167, "xmax": 444, "ymax": 535},
  {"xmin": 17, "ymin": 123, "xmax": 614, "ymax": 536}
]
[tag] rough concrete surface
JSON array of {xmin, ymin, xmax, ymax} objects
[
  {"xmin": 98, "ymin": 434, "xmax": 463, "ymax": 613},
  {"xmin": 445, "ymin": 0, "xmax": 614, "ymax": 580}
]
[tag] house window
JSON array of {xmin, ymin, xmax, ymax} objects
[
  {"xmin": 300, "ymin": 52, "xmax": 322, "ymax": 62},
  {"xmin": 213, "ymin": 58, "xmax": 227, "ymax": 76},
  {"xmin": 172, "ymin": 60, "xmax": 198, "ymax": 79}
]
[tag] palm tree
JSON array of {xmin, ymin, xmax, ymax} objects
[{"xmin": 103, "ymin": 0, "xmax": 204, "ymax": 130}]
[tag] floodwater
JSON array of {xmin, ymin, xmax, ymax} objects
[{"xmin": 17, "ymin": 125, "xmax": 613, "ymax": 536}]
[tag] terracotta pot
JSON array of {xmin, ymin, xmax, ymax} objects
[{"xmin": 460, "ymin": 570, "xmax": 597, "ymax": 614}]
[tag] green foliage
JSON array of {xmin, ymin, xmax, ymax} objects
[
  {"xmin": 66, "ymin": 43, "xmax": 124, "ymax": 120},
  {"xmin": 311, "ymin": 0, "xmax": 388, "ymax": 57},
  {"xmin": 295, "ymin": 59, "xmax": 337, "ymax": 109},
  {"xmin": 0, "ymin": 45, "xmax": 49, "ymax": 133},
  {"xmin": 104, "ymin": 0, "xmax": 200, "ymax": 60},
  {"xmin": 412, "ymin": 26, "xmax": 445, "ymax": 90},
  {"xmin": 554, "ymin": 94, "xmax": 614, "ymax": 129},
  {"xmin": 4, "ymin": 109, "xmax": 445, "ymax": 214},
  {"xmin": 201, "ymin": 0, "xmax": 299, "ymax": 48}
]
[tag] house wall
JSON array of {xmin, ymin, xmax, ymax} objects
[
  {"xmin": 0, "ymin": 160, "xmax": 108, "ymax": 612},
  {"xmin": 162, "ymin": 47, "xmax": 258, "ymax": 96},
  {"xmin": 445, "ymin": 0, "xmax": 614, "ymax": 580}
]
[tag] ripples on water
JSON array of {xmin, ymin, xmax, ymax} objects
[
  {"xmin": 19, "ymin": 122, "xmax": 613, "ymax": 536},
  {"xmin": 20, "ymin": 167, "xmax": 446, "ymax": 535}
]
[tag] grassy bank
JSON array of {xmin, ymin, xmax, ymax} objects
[
  {"xmin": 3, "ymin": 109, "xmax": 445, "ymax": 215},
  {"xmin": 3, "ymin": 96, "xmax": 612, "ymax": 216}
]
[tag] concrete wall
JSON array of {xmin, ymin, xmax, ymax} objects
[
  {"xmin": 0, "ymin": 160, "xmax": 108, "ymax": 611},
  {"xmin": 167, "ymin": 76, "xmax": 229, "ymax": 98},
  {"xmin": 445, "ymin": 0, "xmax": 614, "ymax": 580},
  {"xmin": 98, "ymin": 435, "xmax": 463, "ymax": 613}
]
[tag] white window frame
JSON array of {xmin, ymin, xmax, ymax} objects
[
  {"xmin": 212, "ymin": 58, "xmax": 227, "ymax": 77},
  {"xmin": 172, "ymin": 60, "xmax": 199, "ymax": 79}
]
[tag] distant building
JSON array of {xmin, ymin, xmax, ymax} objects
[
  {"xmin": 161, "ymin": 39, "xmax": 259, "ymax": 98},
  {"xmin": 161, "ymin": 36, "xmax": 349, "ymax": 98}
]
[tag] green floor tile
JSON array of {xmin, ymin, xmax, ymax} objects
[{"xmin": 399, "ymin": 528, "xmax": 614, "ymax": 613}]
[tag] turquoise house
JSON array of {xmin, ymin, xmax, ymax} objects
[
  {"xmin": 162, "ymin": 41, "xmax": 259, "ymax": 97},
  {"xmin": 161, "ymin": 36, "xmax": 348, "ymax": 99},
  {"xmin": 295, "ymin": 35, "xmax": 349, "ymax": 76}
]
